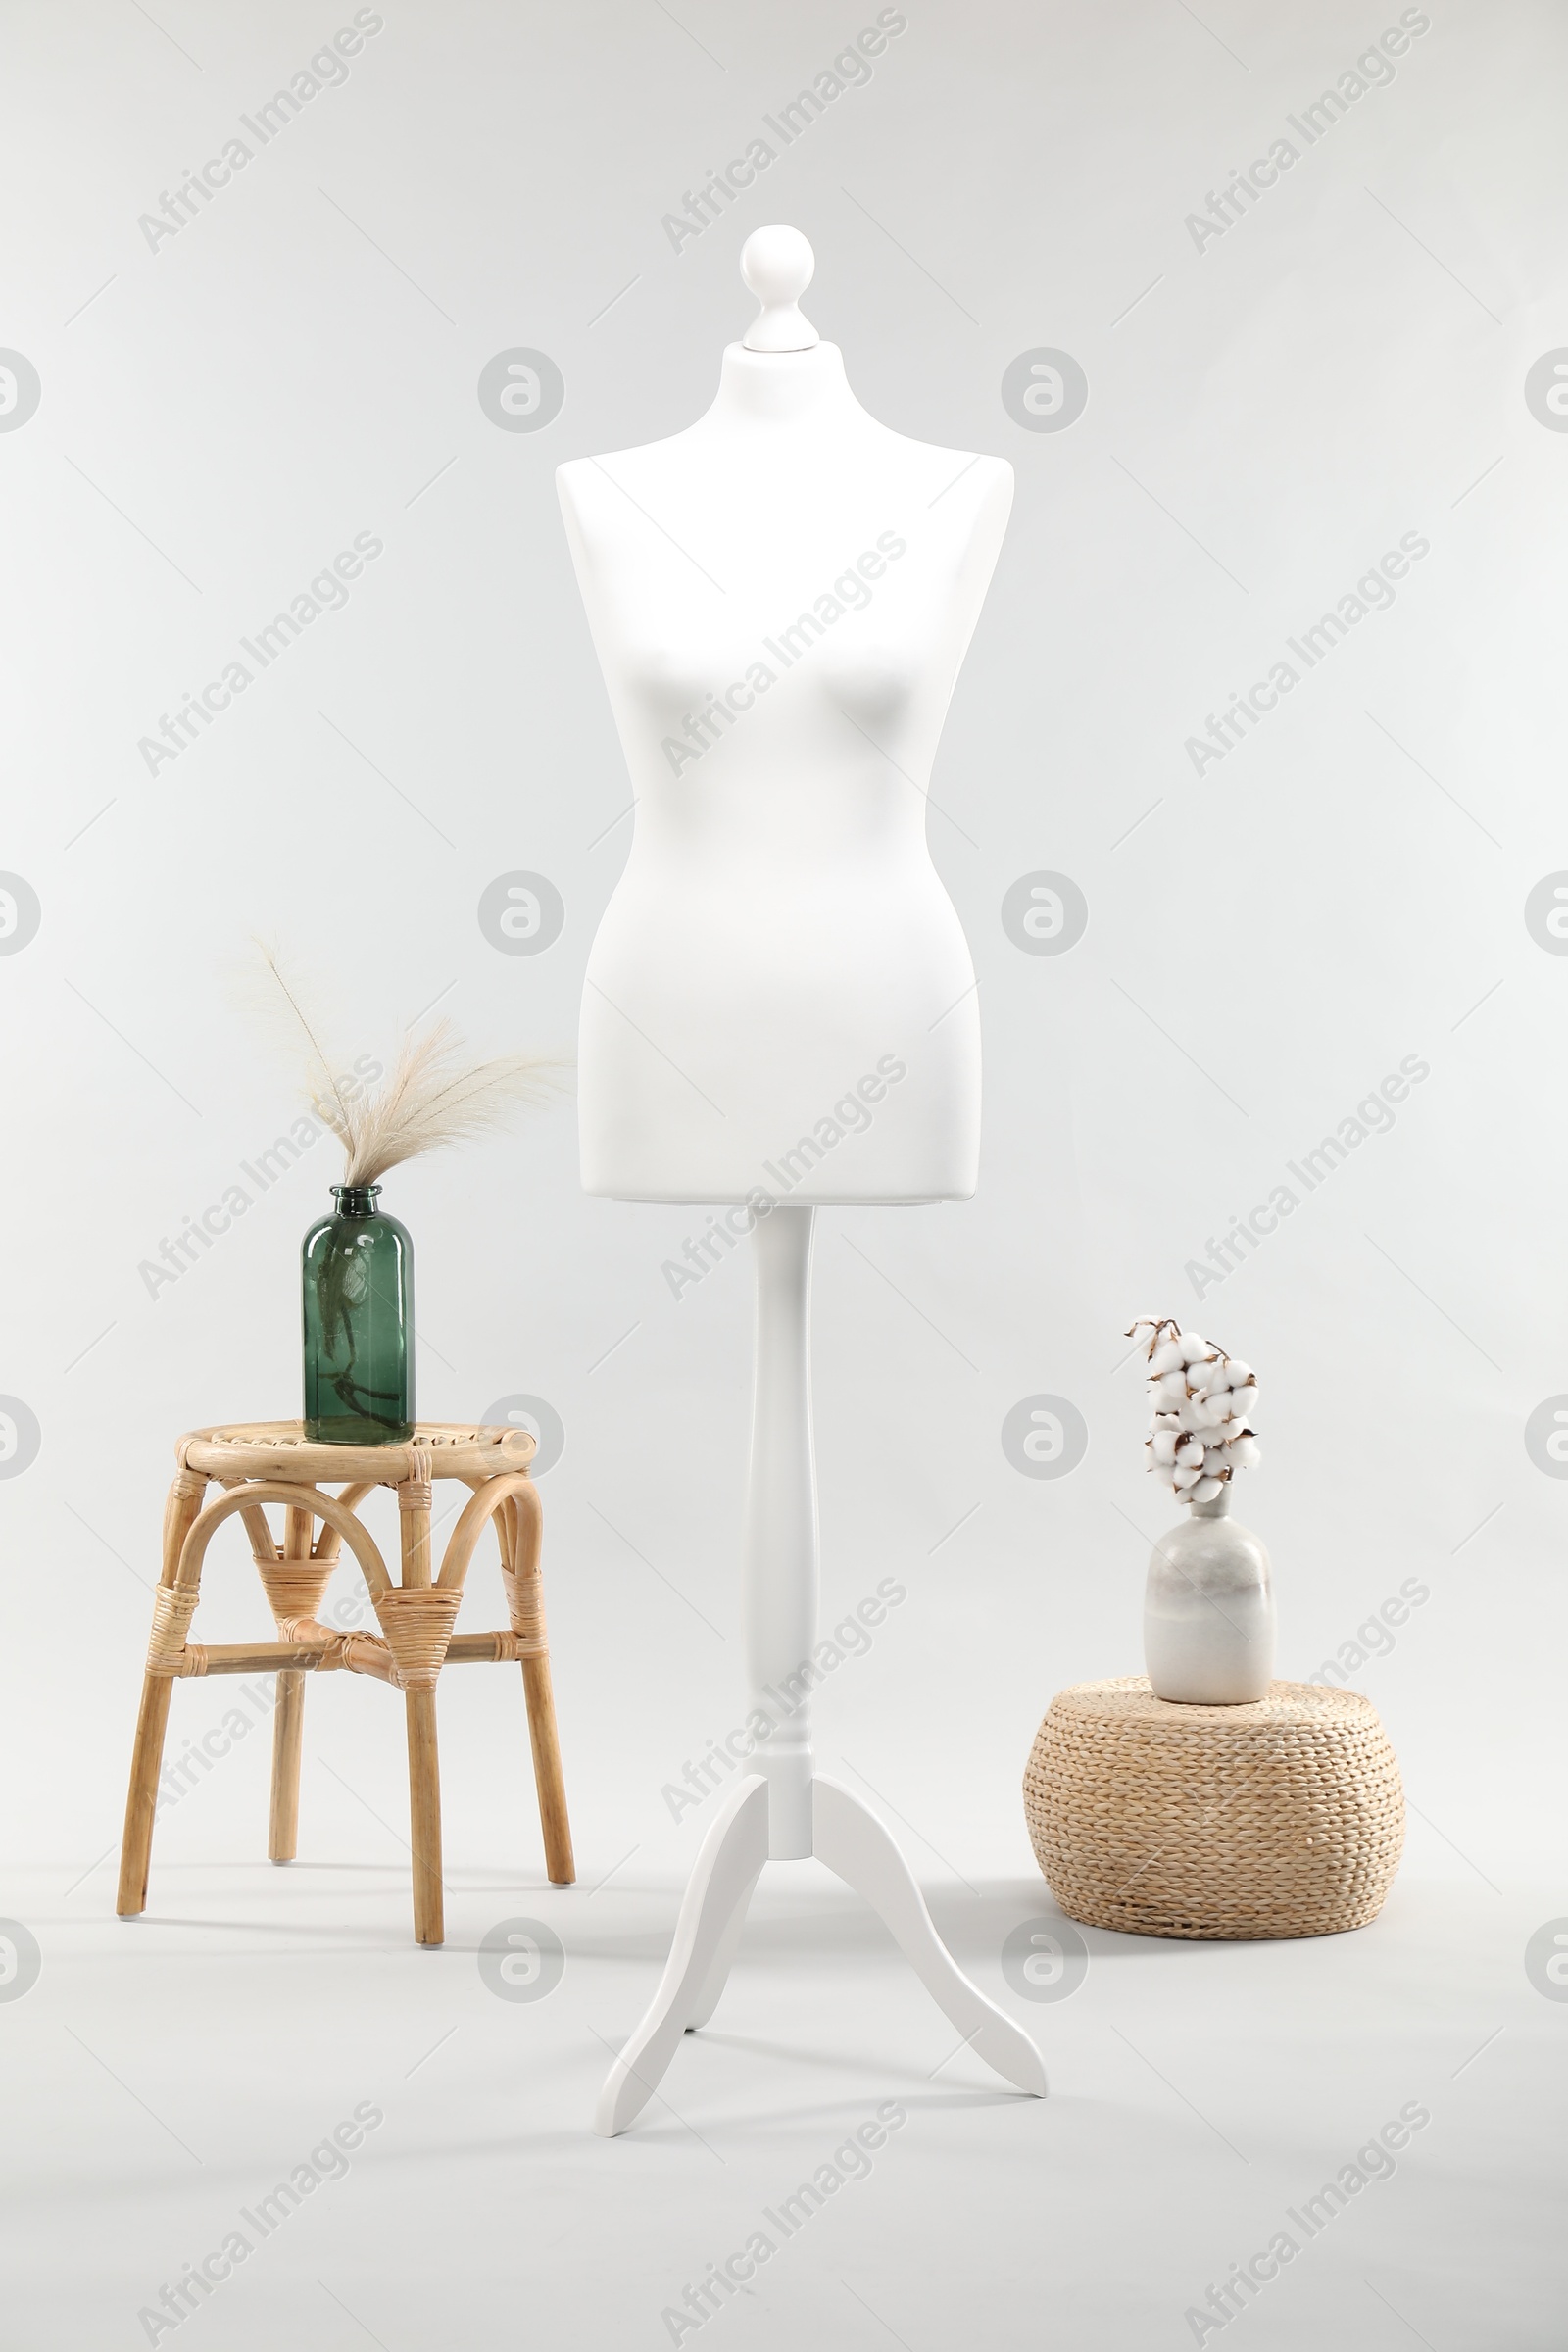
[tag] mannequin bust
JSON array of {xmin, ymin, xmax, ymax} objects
[
  {"xmin": 558, "ymin": 225, "xmax": 1012, "ymax": 1205},
  {"xmin": 559, "ymin": 230, "xmax": 1042, "ymax": 2134}
]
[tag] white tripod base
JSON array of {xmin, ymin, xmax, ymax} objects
[{"xmin": 595, "ymin": 1771, "xmax": 1047, "ymax": 2137}]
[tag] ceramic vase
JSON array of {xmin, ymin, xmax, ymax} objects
[{"xmin": 1143, "ymin": 1487, "xmax": 1274, "ymax": 1704}]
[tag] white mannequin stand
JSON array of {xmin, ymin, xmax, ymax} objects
[
  {"xmin": 560, "ymin": 228, "xmax": 1046, "ymax": 2133},
  {"xmin": 594, "ymin": 1202, "xmax": 1045, "ymax": 2134}
]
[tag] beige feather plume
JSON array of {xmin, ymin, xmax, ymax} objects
[{"xmin": 257, "ymin": 947, "xmax": 568, "ymax": 1185}]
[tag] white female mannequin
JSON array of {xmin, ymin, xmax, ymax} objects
[
  {"xmin": 560, "ymin": 230, "xmax": 1044, "ymax": 2133},
  {"xmin": 561, "ymin": 228, "xmax": 1007, "ymax": 1204}
]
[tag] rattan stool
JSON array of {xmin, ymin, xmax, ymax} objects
[
  {"xmin": 117, "ymin": 1421, "xmax": 575, "ymax": 1944},
  {"xmin": 1023, "ymin": 1676, "xmax": 1402, "ymax": 1940}
]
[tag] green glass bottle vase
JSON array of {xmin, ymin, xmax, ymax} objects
[{"xmin": 302, "ymin": 1183, "xmax": 415, "ymax": 1445}]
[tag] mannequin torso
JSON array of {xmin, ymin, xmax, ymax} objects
[{"xmin": 559, "ymin": 240, "xmax": 1012, "ymax": 1206}]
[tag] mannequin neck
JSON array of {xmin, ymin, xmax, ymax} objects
[{"xmin": 706, "ymin": 341, "xmax": 869, "ymax": 430}]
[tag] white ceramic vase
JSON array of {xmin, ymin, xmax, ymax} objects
[{"xmin": 1143, "ymin": 1488, "xmax": 1275, "ymax": 1704}]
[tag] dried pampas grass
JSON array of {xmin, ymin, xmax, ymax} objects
[{"xmin": 257, "ymin": 947, "xmax": 568, "ymax": 1186}]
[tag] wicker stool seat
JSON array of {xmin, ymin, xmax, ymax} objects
[
  {"xmin": 117, "ymin": 1421, "xmax": 574, "ymax": 1944},
  {"xmin": 1023, "ymin": 1676, "xmax": 1402, "ymax": 1940}
]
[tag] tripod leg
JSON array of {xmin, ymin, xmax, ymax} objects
[
  {"xmin": 596, "ymin": 1774, "xmax": 769, "ymax": 2137},
  {"xmin": 685, "ymin": 1859, "xmax": 763, "ymax": 2032},
  {"xmin": 813, "ymin": 1775, "xmax": 1046, "ymax": 2099}
]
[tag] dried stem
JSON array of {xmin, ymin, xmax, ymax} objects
[{"xmin": 255, "ymin": 947, "xmax": 569, "ymax": 1187}]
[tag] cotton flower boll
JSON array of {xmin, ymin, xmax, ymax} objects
[{"xmin": 1132, "ymin": 1315, "xmax": 1260, "ymax": 1511}]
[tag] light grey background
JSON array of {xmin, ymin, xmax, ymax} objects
[{"xmin": 1, "ymin": 1, "xmax": 1565, "ymax": 2345}]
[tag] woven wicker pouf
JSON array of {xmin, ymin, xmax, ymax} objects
[{"xmin": 1023, "ymin": 1677, "xmax": 1403, "ymax": 1940}]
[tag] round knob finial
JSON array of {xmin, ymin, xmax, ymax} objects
[{"xmin": 741, "ymin": 226, "xmax": 819, "ymax": 353}]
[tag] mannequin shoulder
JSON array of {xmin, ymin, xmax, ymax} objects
[
  {"xmin": 866, "ymin": 425, "xmax": 1014, "ymax": 538},
  {"xmin": 946, "ymin": 447, "xmax": 1013, "ymax": 488},
  {"xmin": 555, "ymin": 448, "xmax": 624, "ymax": 528},
  {"xmin": 931, "ymin": 446, "xmax": 1014, "ymax": 519},
  {"xmin": 918, "ymin": 447, "xmax": 1014, "ymax": 569},
  {"xmin": 973, "ymin": 453, "xmax": 1015, "ymax": 530},
  {"xmin": 557, "ymin": 423, "xmax": 692, "ymax": 502},
  {"xmin": 556, "ymin": 436, "xmax": 693, "ymax": 551}
]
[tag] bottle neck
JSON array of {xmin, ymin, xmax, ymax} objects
[
  {"xmin": 1189, "ymin": 1487, "xmax": 1233, "ymax": 1520},
  {"xmin": 332, "ymin": 1183, "xmax": 381, "ymax": 1218}
]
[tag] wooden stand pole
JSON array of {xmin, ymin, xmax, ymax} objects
[{"xmin": 595, "ymin": 1210, "xmax": 1046, "ymax": 2134}]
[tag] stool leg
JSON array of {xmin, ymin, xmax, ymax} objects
[
  {"xmin": 395, "ymin": 1457, "xmax": 445, "ymax": 1944},
  {"xmin": 269, "ymin": 1671, "xmax": 305, "ymax": 1863},
  {"xmin": 117, "ymin": 1676, "xmax": 174, "ymax": 1917},
  {"xmin": 405, "ymin": 1688, "xmax": 444, "ymax": 1944},
  {"xmin": 505, "ymin": 1490, "xmax": 574, "ymax": 1886},
  {"xmin": 118, "ymin": 1468, "xmax": 208, "ymax": 1919},
  {"xmin": 521, "ymin": 1654, "xmax": 575, "ymax": 1887}
]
